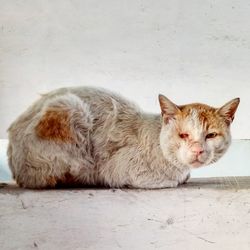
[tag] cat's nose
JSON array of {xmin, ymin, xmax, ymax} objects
[{"xmin": 191, "ymin": 144, "xmax": 204, "ymax": 156}]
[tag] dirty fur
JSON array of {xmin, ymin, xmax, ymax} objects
[{"xmin": 7, "ymin": 87, "xmax": 240, "ymax": 189}]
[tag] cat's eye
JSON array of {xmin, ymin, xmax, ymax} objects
[
  {"xmin": 206, "ymin": 132, "xmax": 217, "ymax": 139},
  {"xmin": 179, "ymin": 133, "xmax": 189, "ymax": 139}
]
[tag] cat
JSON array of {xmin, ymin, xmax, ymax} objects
[{"xmin": 7, "ymin": 87, "xmax": 240, "ymax": 189}]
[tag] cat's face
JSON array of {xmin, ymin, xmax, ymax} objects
[{"xmin": 159, "ymin": 95, "xmax": 240, "ymax": 169}]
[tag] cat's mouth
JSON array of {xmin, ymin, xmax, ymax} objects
[{"xmin": 190, "ymin": 159, "xmax": 205, "ymax": 168}]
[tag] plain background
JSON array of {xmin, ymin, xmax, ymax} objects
[
  {"xmin": 1, "ymin": 0, "xmax": 250, "ymax": 179},
  {"xmin": 1, "ymin": 0, "xmax": 249, "ymax": 139}
]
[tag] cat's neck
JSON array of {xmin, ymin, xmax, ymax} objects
[
  {"xmin": 140, "ymin": 113, "xmax": 162, "ymax": 143},
  {"xmin": 139, "ymin": 113, "xmax": 163, "ymax": 159}
]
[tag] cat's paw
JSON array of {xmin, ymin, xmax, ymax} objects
[
  {"xmin": 164, "ymin": 180, "xmax": 179, "ymax": 188},
  {"xmin": 181, "ymin": 173, "xmax": 190, "ymax": 184}
]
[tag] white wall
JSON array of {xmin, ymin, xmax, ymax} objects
[{"xmin": 1, "ymin": 0, "xmax": 249, "ymax": 139}]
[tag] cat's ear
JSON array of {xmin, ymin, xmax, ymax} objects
[
  {"xmin": 217, "ymin": 98, "xmax": 240, "ymax": 125},
  {"xmin": 158, "ymin": 94, "xmax": 180, "ymax": 123}
]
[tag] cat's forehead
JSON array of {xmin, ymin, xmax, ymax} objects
[
  {"xmin": 180, "ymin": 103, "xmax": 216, "ymax": 119},
  {"xmin": 177, "ymin": 103, "xmax": 222, "ymax": 131},
  {"xmin": 180, "ymin": 103, "xmax": 215, "ymax": 112}
]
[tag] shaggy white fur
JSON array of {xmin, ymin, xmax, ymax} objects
[{"xmin": 7, "ymin": 87, "xmax": 239, "ymax": 188}]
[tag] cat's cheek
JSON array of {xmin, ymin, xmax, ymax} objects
[
  {"xmin": 202, "ymin": 151, "xmax": 215, "ymax": 166},
  {"xmin": 215, "ymin": 140, "xmax": 231, "ymax": 159},
  {"xmin": 205, "ymin": 137, "xmax": 229, "ymax": 164},
  {"xmin": 177, "ymin": 144, "xmax": 191, "ymax": 166},
  {"xmin": 209, "ymin": 137, "xmax": 228, "ymax": 153}
]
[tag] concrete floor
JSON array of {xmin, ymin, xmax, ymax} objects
[{"xmin": 1, "ymin": 177, "xmax": 250, "ymax": 250}]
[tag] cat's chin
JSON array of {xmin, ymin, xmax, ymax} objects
[{"xmin": 189, "ymin": 160, "xmax": 205, "ymax": 168}]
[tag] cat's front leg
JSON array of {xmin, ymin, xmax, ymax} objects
[{"xmin": 181, "ymin": 173, "xmax": 190, "ymax": 184}]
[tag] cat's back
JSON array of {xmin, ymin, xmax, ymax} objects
[
  {"xmin": 8, "ymin": 86, "xmax": 142, "ymax": 136},
  {"xmin": 49, "ymin": 86, "xmax": 142, "ymax": 120}
]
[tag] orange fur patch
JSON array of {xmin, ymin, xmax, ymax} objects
[
  {"xmin": 46, "ymin": 172, "xmax": 77, "ymax": 188},
  {"xmin": 36, "ymin": 109, "xmax": 74, "ymax": 142},
  {"xmin": 57, "ymin": 172, "xmax": 76, "ymax": 185},
  {"xmin": 178, "ymin": 103, "xmax": 227, "ymax": 132},
  {"xmin": 47, "ymin": 176, "xmax": 57, "ymax": 187}
]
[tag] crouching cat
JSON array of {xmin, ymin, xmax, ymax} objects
[{"xmin": 7, "ymin": 87, "xmax": 239, "ymax": 189}]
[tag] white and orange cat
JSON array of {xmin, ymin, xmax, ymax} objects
[{"xmin": 7, "ymin": 87, "xmax": 239, "ymax": 189}]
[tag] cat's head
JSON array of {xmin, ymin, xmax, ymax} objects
[{"xmin": 159, "ymin": 95, "xmax": 240, "ymax": 169}]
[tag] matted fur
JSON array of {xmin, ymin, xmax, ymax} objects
[{"xmin": 7, "ymin": 87, "xmax": 240, "ymax": 189}]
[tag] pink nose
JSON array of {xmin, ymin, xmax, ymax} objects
[{"xmin": 191, "ymin": 144, "xmax": 204, "ymax": 156}]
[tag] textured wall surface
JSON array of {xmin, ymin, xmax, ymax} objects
[{"xmin": 0, "ymin": 0, "xmax": 249, "ymax": 138}]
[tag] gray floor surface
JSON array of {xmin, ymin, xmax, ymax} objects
[{"xmin": 1, "ymin": 177, "xmax": 250, "ymax": 250}]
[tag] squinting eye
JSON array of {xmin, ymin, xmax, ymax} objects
[
  {"xmin": 206, "ymin": 132, "xmax": 217, "ymax": 139},
  {"xmin": 179, "ymin": 133, "xmax": 189, "ymax": 139}
]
